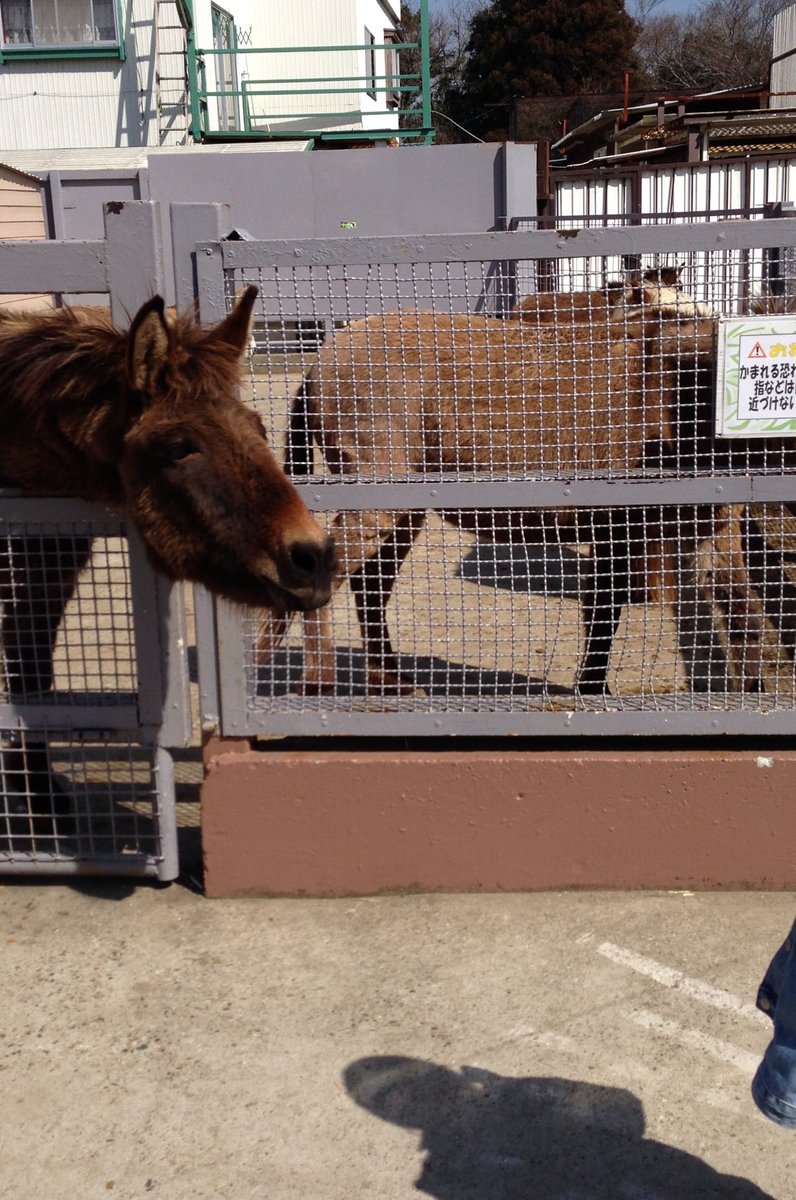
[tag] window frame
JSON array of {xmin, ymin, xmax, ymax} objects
[
  {"xmin": 211, "ymin": 2, "xmax": 239, "ymax": 132},
  {"xmin": 364, "ymin": 26, "xmax": 376, "ymax": 101},
  {"xmin": 383, "ymin": 29, "xmax": 399, "ymax": 110},
  {"xmin": 0, "ymin": 0, "xmax": 125, "ymax": 62}
]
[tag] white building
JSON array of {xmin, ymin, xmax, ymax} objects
[
  {"xmin": 0, "ymin": 0, "xmax": 408, "ymax": 150},
  {"xmin": 770, "ymin": 1, "xmax": 796, "ymax": 110},
  {"xmin": 0, "ymin": 0, "xmax": 192, "ymax": 147},
  {"xmin": 241, "ymin": 0, "xmax": 401, "ymax": 138}
]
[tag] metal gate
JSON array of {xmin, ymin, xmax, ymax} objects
[
  {"xmin": 0, "ymin": 202, "xmax": 190, "ymax": 878},
  {"xmin": 193, "ymin": 219, "xmax": 796, "ymax": 739}
]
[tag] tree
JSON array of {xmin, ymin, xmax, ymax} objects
[
  {"xmin": 634, "ymin": 0, "xmax": 781, "ymax": 93},
  {"xmin": 399, "ymin": 1, "xmax": 487, "ymax": 143},
  {"xmin": 447, "ymin": 0, "xmax": 639, "ymax": 141}
]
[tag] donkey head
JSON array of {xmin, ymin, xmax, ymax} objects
[{"xmin": 119, "ymin": 286, "xmax": 336, "ymax": 612}]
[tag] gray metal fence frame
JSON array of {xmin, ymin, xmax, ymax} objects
[
  {"xmin": 191, "ymin": 218, "xmax": 796, "ymax": 739},
  {"xmin": 0, "ymin": 201, "xmax": 192, "ymax": 879}
]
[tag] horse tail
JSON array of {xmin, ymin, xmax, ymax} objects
[{"xmin": 286, "ymin": 381, "xmax": 313, "ymax": 477}]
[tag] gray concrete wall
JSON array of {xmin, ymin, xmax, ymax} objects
[
  {"xmin": 27, "ymin": 141, "xmax": 535, "ymax": 304},
  {"xmin": 146, "ymin": 142, "xmax": 530, "ymax": 241},
  {"xmin": 148, "ymin": 142, "xmax": 534, "ymax": 304}
]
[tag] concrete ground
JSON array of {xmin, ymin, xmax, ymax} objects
[{"xmin": 0, "ymin": 882, "xmax": 794, "ymax": 1199}]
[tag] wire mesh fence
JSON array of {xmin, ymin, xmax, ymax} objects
[
  {"xmin": 244, "ymin": 502, "xmax": 795, "ymax": 715},
  {"xmin": 197, "ymin": 223, "xmax": 796, "ymax": 736},
  {"xmin": 0, "ymin": 734, "xmax": 172, "ymax": 874},
  {"xmin": 0, "ymin": 505, "xmax": 180, "ymax": 878},
  {"xmin": 0, "ymin": 523, "xmax": 135, "ymax": 705},
  {"xmin": 0, "ymin": 202, "xmax": 189, "ymax": 878}
]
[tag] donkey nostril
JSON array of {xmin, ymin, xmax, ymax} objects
[{"xmin": 289, "ymin": 541, "xmax": 320, "ymax": 578}]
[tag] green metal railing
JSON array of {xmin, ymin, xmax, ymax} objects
[{"xmin": 186, "ymin": 1, "xmax": 433, "ymax": 145}]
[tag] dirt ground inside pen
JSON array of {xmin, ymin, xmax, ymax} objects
[{"xmin": 0, "ymin": 883, "xmax": 793, "ymax": 1200}]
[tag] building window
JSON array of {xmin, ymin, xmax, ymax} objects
[
  {"xmin": 364, "ymin": 26, "xmax": 376, "ymax": 100},
  {"xmin": 212, "ymin": 3, "xmax": 239, "ymax": 132},
  {"xmin": 384, "ymin": 30, "xmax": 399, "ymax": 110},
  {"xmin": 0, "ymin": 0, "xmax": 119, "ymax": 51}
]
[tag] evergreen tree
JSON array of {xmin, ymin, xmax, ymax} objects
[{"xmin": 449, "ymin": 0, "xmax": 639, "ymax": 141}]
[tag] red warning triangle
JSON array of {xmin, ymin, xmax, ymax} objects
[{"xmin": 747, "ymin": 341, "xmax": 768, "ymax": 359}]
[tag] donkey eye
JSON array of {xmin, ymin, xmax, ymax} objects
[{"xmin": 162, "ymin": 438, "xmax": 200, "ymax": 463}]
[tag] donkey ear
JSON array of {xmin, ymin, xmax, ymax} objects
[
  {"xmin": 128, "ymin": 296, "xmax": 170, "ymax": 394},
  {"xmin": 213, "ymin": 284, "xmax": 259, "ymax": 354}
]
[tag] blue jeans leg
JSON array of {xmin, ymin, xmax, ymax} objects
[{"xmin": 752, "ymin": 917, "xmax": 796, "ymax": 1129}]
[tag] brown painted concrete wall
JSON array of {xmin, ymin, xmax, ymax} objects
[{"xmin": 201, "ymin": 740, "xmax": 796, "ymax": 898}]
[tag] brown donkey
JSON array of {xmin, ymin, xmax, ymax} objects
[
  {"xmin": 508, "ymin": 266, "xmax": 711, "ymax": 328},
  {"xmin": 0, "ymin": 286, "xmax": 336, "ymax": 836},
  {"xmin": 278, "ymin": 309, "xmax": 768, "ymax": 697}
]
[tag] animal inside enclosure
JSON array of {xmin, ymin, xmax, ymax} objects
[{"xmin": 201, "ymin": 224, "xmax": 796, "ymax": 737}]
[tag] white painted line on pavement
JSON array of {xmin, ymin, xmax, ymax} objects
[
  {"xmin": 630, "ymin": 1009, "xmax": 761, "ymax": 1074},
  {"xmin": 597, "ymin": 941, "xmax": 764, "ymax": 1023}
]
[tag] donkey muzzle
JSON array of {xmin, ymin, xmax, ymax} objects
[{"xmin": 276, "ymin": 533, "xmax": 337, "ymax": 610}]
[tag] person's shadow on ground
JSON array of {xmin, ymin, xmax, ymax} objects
[{"xmin": 344, "ymin": 1056, "xmax": 774, "ymax": 1200}]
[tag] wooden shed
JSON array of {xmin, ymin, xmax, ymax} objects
[{"xmin": 0, "ymin": 164, "xmax": 52, "ymax": 311}]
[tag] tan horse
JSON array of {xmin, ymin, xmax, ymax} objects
[
  {"xmin": 276, "ymin": 308, "xmax": 769, "ymax": 698},
  {"xmin": 509, "ymin": 266, "xmax": 713, "ymax": 329}
]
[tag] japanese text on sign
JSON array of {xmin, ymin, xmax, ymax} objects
[
  {"xmin": 737, "ymin": 334, "xmax": 796, "ymax": 418},
  {"xmin": 716, "ymin": 316, "xmax": 796, "ymax": 437}
]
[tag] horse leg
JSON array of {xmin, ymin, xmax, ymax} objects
[
  {"xmin": 299, "ymin": 510, "xmax": 421, "ymax": 694},
  {"xmin": 1, "ymin": 534, "xmax": 93, "ymax": 841},
  {"xmin": 708, "ymin": 506, "xmax": 766, "ymax": 693},
  {"xmin": 743, "ymin": 505, "xmax": 796, "ymax": 667},
  {"xmin": 349, "ymin": 511, "xmax": 424, "ymax": 692},
  {"xmin": 576, "ymin": 511, "xmax": 630, "ymax": 695},
  {"xmin": 674, "ymin": 507, "xmax": 764, "ymax": 694}
]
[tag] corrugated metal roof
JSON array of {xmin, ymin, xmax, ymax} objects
[
  {"xmin": 552, "ymin": 87, "xmax": 765, "ymax": 152},
  {"xmin": 0, "ymin": 163, "xmax": 45, "ymax": 185},
  {"xmin": 0, "ymin": 142, "xmax": 314, "ymax": 175}
]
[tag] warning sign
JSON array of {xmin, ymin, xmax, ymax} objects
[{"xmin": 716, "ymin": 317, "xmax": 796, "ymax": 437}]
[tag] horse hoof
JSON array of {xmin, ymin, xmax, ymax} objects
[
  {"xmin": 575, "ymin": 678, "xmax": 610, "ymax": 696},
  {"xmin": 298, "ymin": 677, "xmax": 337, "ymax": 696},
  {"xmin": 367, "ymin": 669, "xmax": 423, "ymax": 696},
  {"xmin": 742, "ymin": 677, "xmax": 764, "ymax": 695}
]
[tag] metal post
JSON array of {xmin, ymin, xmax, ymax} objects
[
  {"xmin": 419, "ymin": 0, "xmax": 433, "ymax": 144},
  {"xmin": 186, "ymin": 26, "xmax": 203, "ymax": 140},
  {"xmin": 170, "ymin": 202, "xmax": 232, "ymax": 314},
  {"xmin": 104, "ymin": 200, "xmax": 166, "ymax": 326}
]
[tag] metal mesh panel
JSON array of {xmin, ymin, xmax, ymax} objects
[
  {"xmin": 207, "ymin": 228, "xmax": 796, "ymax": 736},
  {"xmin": 512, "ymin": 215, "xmax": 767, "ymax": 318},
  {"xmin": 242, "ymin": 255, "xmax": 794, "ymax": 483},
  {"xmin": 0, "ymin": 734, "xmax": 170, "ymax": 873},
  {"xmin": 0, "ymin": 508, "xmax": 180, "ymax": 877},
  {"xmin": 246, "ymin": 503, "xmax": 795, "ymax": 715},
  {"xmin": 0, "ymin": 523, "xmax": 135, "ymax": 704}
]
